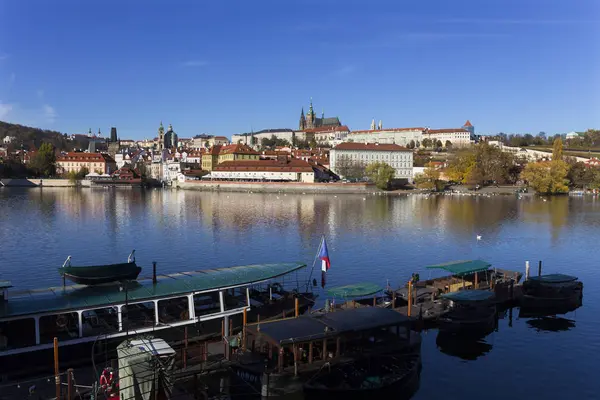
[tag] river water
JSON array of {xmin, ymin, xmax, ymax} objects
[{"xmin": 0, "ymin": 188, "xmax": 598, "ymax": 399}]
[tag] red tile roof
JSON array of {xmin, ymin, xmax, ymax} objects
[
  {"xmin": 219, "ymin": 143, "xmax": 260, "ymax": 156},
  {"xmin": 57, "ymin": 152, "xmax": 115, "ymax": 163},
  {"xmin": 206, "ymin": 145, "xmax": 222, "ymax": 156},
  {"xmin": 351, "ymin": 127, "xmax": 425, "ymax": 134},
  {"xmin": 332, "ymin": 143, "xmax": 410, "ymax": 152},
  {"xmin": 303, "ymin": 125, "xmax": 350, "ymax": 133},
  {"xmin": 214, "ymin": 159, "xmax": 314, "ymax": 173},
  {"xmin": 464, "ymin": 120, "xmax": 473, "ymax": 127},
  {"xmin": 425, "ymin": 129, "xmax": 470, "ymax": 134}
]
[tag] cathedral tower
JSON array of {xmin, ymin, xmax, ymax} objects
[{"xmin": 299, "ymin": 107, "xmax": 306, "ymax": 130}]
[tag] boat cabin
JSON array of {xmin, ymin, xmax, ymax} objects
[
  {"xmin": 0, "ymin": 262, "xmax": 306, "ymax": 357},
  {"xmin": 438, "ymin": 290, "xmax": 497, "ymax": 334},
  {"xmin": 323, "ymin": 282, "xmax": 388, "ymax": 311},
  {"xmin": 241, "ymin": 307, "xmax": 419, "ymax": 376}
]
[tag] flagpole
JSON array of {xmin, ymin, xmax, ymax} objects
[{"xmin": 306, "ymin": 235, "xmax": 324, "ymax": 292}]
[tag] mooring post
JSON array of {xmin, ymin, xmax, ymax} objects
[
  {"xmin": 407, "ymin": 281, "xmax": 412, "ymax": 317},
  {"xmin": 152, "ymin": 261, "xmax": 157, "ymax": 284},
  {"xmin": 67, "ymin": 368, "xmax": 73, "ymax": 400},
  {"xmin": 295, "ymin": 297, "xmax": 299, "ymax": 317},
  {"xmin": 183, "ymin": 326, "xmax": 188, "ymax": 369},
  {"xmin": 293, "ymin": 345, "xmax": 298, "ymax": 376},
  {"xmin": 242, "ymin": 308, "xmax": 247, "ymax": 350},
  {"xmin": 373, "ymin": 296, "xmax": 377, "ymax": 307},
  {"xmin": 475, "ymin": 272, "xmax": 478, "ymax": 289},
  {"xmin": 54, "ymin": 337, "xmax": 60, "ymax": 400},
  {"xmin": 525, "ymin": 261, "xmax": 530, "ymax": 280},
  {"xmin": 538, "ymin": 260, "xmax": 542, "ymax": 277}
]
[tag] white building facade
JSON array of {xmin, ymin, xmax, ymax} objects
[
  {"xmin": 346, "ymin": 128, "xmax": 425, "ymax": 147},
  {"xmin": 208, "ymin": 159, "xmax": 315, "ymax": 183},
  {"xmin": 330, "ymin": 143, "xmax": 414, "ymax": 181},
  {"xmin": 423, "ymin": 129, "xmax": 474, "ymax": 147}
]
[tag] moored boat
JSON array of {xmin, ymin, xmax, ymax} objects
[
  {"xmin": 521, "ymin": 274, "xmax": 583, "ymax": 309},
  {"xmin": 303, "ymin": 352, "xmax": 421, "ymax": 399},
  {"xmin": 437, "ymin": 290, "xmax": 497, "ymax": 335},
  {"xmin": 58, "ymin": 251, "xmax": 141, "ymax": 285},
  {"xmin": 313, "ymin": 282, "xmax": 390, "ymax": 313},
  {"xmin": 232, "ymin": 307, "xmax": 421, "ymax": 398},
  {"xmin": 387, "ymin": 260, "xmax": 522, "ymax": 307},
  {"xmin": 0, "ymin": 262, "xmax": 308, "ymax": 380}
]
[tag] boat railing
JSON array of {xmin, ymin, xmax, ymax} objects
[
  {"xmin": 127, "ymin": 250, "xmax": 136, "ymax": 263},
  {"xmin": 62, "ymin": 256, "xmax": 72, "ymax": 269}
]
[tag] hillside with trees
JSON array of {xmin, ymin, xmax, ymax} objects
[{"xmin": 0, "ymin": 121, "xmax": 89, "ymax": 151}]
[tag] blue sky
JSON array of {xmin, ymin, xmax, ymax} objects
[{"xmin": 0, "ymin": 0, "xmax": 598, "ymax": 140}]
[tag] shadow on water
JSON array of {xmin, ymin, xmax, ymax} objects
[
  {"xmin": 525, "ymin": 317, "xmax": 576, "ymax": 333},
  {"xmin": 435, "ymin": 331, "xmax": 494, "ymax": 361},
  {"xmin": 518, "ymin": 295, "xmax": 583, "ymax": 319}
]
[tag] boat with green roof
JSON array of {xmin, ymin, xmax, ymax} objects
[
  {"xmin": 0, "ymin": 261, "xmax": 314, "ymax": 379},
  {"xmin": 386, "ymin": 259, "xmax": 522, "ymax": 308},
  {"xmin": 437, "ymin": 290, "xmax": 497, "ymax": 335},
  {"xmin": 521, "ymin": 273, "xmax": 583, "ymax": 309},
  {"xmin": 314, "ymin": 282, "xmax": 391, "ymax": 312}
]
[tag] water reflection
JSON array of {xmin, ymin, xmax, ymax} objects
[
  {"xmin": 526, "ymin": 317, "xmax": 576, "ymax": 333},
  {"xmin": 520, "ymin": 196, "xmax": 569, "ymax": 244},
  {"xmin": 518, "ymin": 296, "xmax": 583, "ymax": 320},
  {"xmin": 0, "ymin": 189, "xmax": 597, "ymax": 291},
  {"xmin": 435, "ymin": 331, "xmax": 494, "ymax": 361}
]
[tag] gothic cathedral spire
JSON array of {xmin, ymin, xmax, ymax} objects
[{"xmin": 299, "ymin": 107, "xmax": 306, "ymax": 130}]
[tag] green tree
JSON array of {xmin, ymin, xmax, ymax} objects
[
  {"xmin": 309, "ymin": 138, "xmax": 317, "ymax": 149},
  {"xmin": 521, "ymin": 160, "xmax": 569, "ymax": 194},
  {"xmin": 136, "ymin": 162, "xmax": 148, "ymax": 178},
  {"xmin": 567, "ymin": 162, "xmax": 594, "ymax": 188},
  {"xmin": 445, "ymin": 140, "xmax": 452, "ymax": 149},
  {"xmin": 552, "ymin": 138, "xmax": 564, "ymax": 161},
  {"xmin": 421, "ymin": 138, "xmax": 432, "ymax": 148},
  {"xmin": 408, "ymin": 140, "xmax": 415, "ymax": 149},
  {"xmin": 446, "ymin": 149, "xmax": 476, "ymax": 183},
  {"xmin": 414, "ymin": 163, "xmax": 442, "ymax": 190},
  {"xmin": 435, "ymin": 140, "xmax": 443, "ymax": 149},
  {"xmin": 365, "ymin": 162, "xmax": 395, "ymax": 190},
  {"xmin": 335, "ymin": 155, "xmax": 366, "ymax": 181},
  {"xmin": 30, "ymin": 142, "xmax": 56, "ymax": 177}
]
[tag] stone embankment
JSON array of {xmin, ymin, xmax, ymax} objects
[
  {"xmin": 176, "ymin": 180, "xmax": 379, "ymax": 194},
  {"xmin": 0, "ymin": 178, "xmax": 83, "ymax": 187}
]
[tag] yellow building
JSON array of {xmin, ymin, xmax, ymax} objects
[
  {"xmin": 202, "ymin": 144, "xmax": 260, "ymax": 171},
  {"xmin": 57, "ymin": 152, "xmax": 117, "ymax": 174},
  {"xmin": 201, "ymin": 145, "xmax": 221, "ymax": 171},
  {"xmin": 217, "ymin": 144, "xmax": 260, "ymax": 163}
]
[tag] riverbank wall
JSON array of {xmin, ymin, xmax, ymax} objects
[
  {"xmin": 0, "ymin": 178, "xmax": 85, "ymax": 187},
  {"xmin": 176, "ymin": 180, "xmax": 380, "ymax": 194}
]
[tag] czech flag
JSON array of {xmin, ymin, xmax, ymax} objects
[{"xmin": 319, "ymin": 237, "xmax": 331, "ymax": 288}]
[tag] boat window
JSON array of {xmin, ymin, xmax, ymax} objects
[
  {"xmin": 122, "ymin": 302, "xmax": 156, "ymax": 331},
  {"xmin": 158, "ymin": 297, "xmax": 190, "ymax": 324},
  {"xmin": 81, "ymin": 307, "xmax": 119, "ymax": 337},
  {"xmin": 39, "ymin": 313, "xmax": 79, "ymax": 344},
  {"xmin": 193, "ymin": 292, "xmax": 221, "ymax": 317},
  {"xmin": 223, "ymin": 287, "xmax": 248, "ymax": 311},
  {"xmin": 0, "ymin": 319, "xmax": 36, "ymax": 350}
]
